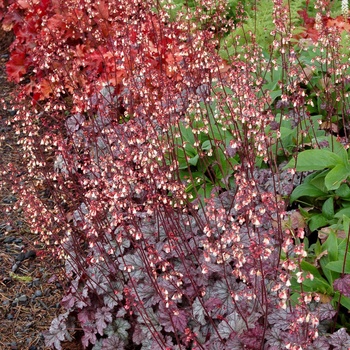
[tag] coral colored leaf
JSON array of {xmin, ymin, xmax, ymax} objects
[
  {"xmin": 17, "ymin": 0, "xmax": 35, "ymax": 9},
  {"xmin": 326, "ymin": 16, "xmax": 350, "ymax": 32},
  {"xmin": 37, "ymin": 79, "xmax": 53, "ymax": 100}
]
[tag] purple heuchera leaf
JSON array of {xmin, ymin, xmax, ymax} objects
[
  {"xmin": 158, "ymin": 301, "xmax": 187, "ymax": 332},
  {"xmin": 329, "ymin": 328, "xmax": 350, "ymax": 349},
  {"xmin": 101, "ymin": 335, "xmax": 125, "ymax": 350},
  {"xmin": 217, "ymin": 311, "xmax": 247, "ymax": 339},
  {"xmin": 95, "ymin": 306, "xmax": 113, "ymax": 335},
  {"xmin": 265, "ymin": 328, "xmax": 284, "ymax": 348},
  {"xmin": 78, "ymin": 308, "xmax": 97, "ymax": 347},
  {"xmin": 78, "ymin": 308, "xmax": 94, "ymax": 326},
  {"xmin": 307, "ymin": 337, "xmax": 330, "ymax": 350},
  {"xmin": 267, "ymin": 308, "xmax": 291, "ymax": 331},
  {"xmin": 44, "ymin": 312, "xmax": 72, "ymax": 350},
  {"xmin": 81, "ymin": 327, "xmax": 97, "ymax": 348},
  {"xmin": 318, "ymin": 302, "xmax": 337, "ymax": 321},
  {"xmin": 193, "ymin": 297, "xmax": 206, "ymax": 325},
  {"xmin": 135, "ymin": 283, "xmax": 160, "ymax": 308},
  {"xmin": 65, "ymin": 113, "xmax": 85, "ymax": 133},
  {"xmin": 203, "ymin": 339, "xmax": 225, "ymax": 350},
  {"xmin": 333, "ymin": 275, "xmax": 350, "ymax": 297},
  {"xmin": 239, "ymin": 326, "xmax": 264, "ymax": 349},
  {"xmin": 61, "ymin": 292, "xmax": 76, "ymax": 310},
  {"xmin": 132, "ymin": 324, "xmax": 147, "ymax": 345}
]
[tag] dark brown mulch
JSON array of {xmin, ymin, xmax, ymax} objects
[{"xmin": 0, "ymin": 28, "xmax": 83, "ymax": 350}]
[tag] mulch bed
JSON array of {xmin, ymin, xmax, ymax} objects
[{"xmin": 0, "ymin": 28, "xmax": 83, "ymax": 350}]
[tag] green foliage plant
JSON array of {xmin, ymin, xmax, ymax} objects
[
  {"xmin": 170, "ymin": 115, "xmax": 238, "ymax": 201},
  {"xmin": 219, "ymin": 0, "xmax": 308, "ymax": 58},
  {"xmin": 284, "ymin": 135, "xmax": 350, "ymax": 329},
  {"xmin": 286, "ymin": 136, "xmax": 350, "ymax": 231}
]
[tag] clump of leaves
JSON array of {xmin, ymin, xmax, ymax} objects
[{"xmin": 286, "ymin": 136, "xmax": 350, "ymax": 231}]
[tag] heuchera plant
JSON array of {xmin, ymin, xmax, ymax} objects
[{"xmin": 2, "ymin": 0, "xmax": 350, "ymax": 349}]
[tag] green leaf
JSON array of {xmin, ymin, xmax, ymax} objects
[
  {"xmin": 320, "ymin": 257, "xmax": 339, "ymax": 287},
  {"xmin": 308, "ymin": 214, "xmax": 329, "ymax": 232},
  {"xmin": 314, "ymin": 239, "xmax": 322, "ymax": 256},
  {"xmin": 201, "ymin": 140, "xmax": 212, "ymax": 151},
  {"xmin": 335, "ymin": 184, "xmax": 350, "ymax": 199},
  {"xmin": 290, "ymin": 183, "xmax": 327, "ymax": 204},
  {"xmin": 322, "ymin": 197, "xmax": 334, "ymax": 220},
  {"xmin": 289, "ymin": 292, "xmax": 301, "ymax": 306},
  {"xmin": 326, "ymin": 136, "xmax": 349, "ymax": 164},
  {"xmin": 179, "ymin": 122, "xmax": 195, "ymax": 145},
  {"xmin": 335, "ymin": 208, "xmax": 350, "ymax": 219},
  {"xmin": 309, "ymin": 170, "xmax": 329, "ymax": 192},
  {"xmin": 197, "ymin": 183, "xmax": 214, "ymax": 199},
  {"xmin": 343, "ymin": 215, "xmax": 350, "ymax": 237},
  {"xmin": 325, "ymin": 260, "xmax": 350, "ymax": 274},
  {"xmin": 114, "ymin": 318, "xmax": 131, "ymax": 340},
  {"xmin": 299, "ymin": 261, "xmax": 333, "ymax": 294},
  {"xmin": 324, "ymin": 163, "xmax": 350, "ymax": 191},
  {"xmin": 188, "ymin": 154, "xmax": 199, "ymax": 166},
  {"xmin": 319, "ymin": 230, "xmax": 339, "ymax": 286},
  {"xmin": 322, "ymin": 230, "xmax": 338, "ymax": 261},
  {"xmin": 284, "ymin": 149, "xmax": 343, "ymax": 171},
  {"xmin": 337, "ymin": 293, "xmax": 350, "ymax": 311},
  {"xmin": 269, "ymin": 89, "xmax": 282, "ymax": 103},
  {"xmin": 279, "ymin": 126, "xmax": 294, "ymax": 139}
]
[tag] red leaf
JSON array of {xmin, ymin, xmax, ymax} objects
[
  {"xmin": 47, "ymin": 13, "xmax": 65, "ymax": 31},
  {"xmin": 94, "ymin": 0, "xmax": 109, "ymax": 20},
  {"xmin": 2, "ymin": 5, "xmax": 23, "ymax": 31},
  {"xmin": 6, "ymin": 50, "xmax": 27, "ymax": 82}
]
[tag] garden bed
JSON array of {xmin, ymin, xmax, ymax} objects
[{"xmin": 0, "ymin": 28, "xmax": 82, "ymax": 350}]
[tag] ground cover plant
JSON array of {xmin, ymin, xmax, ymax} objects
[{"xmin": 2, "ymin": 0, "xmax": 350, "ymax": 349}]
